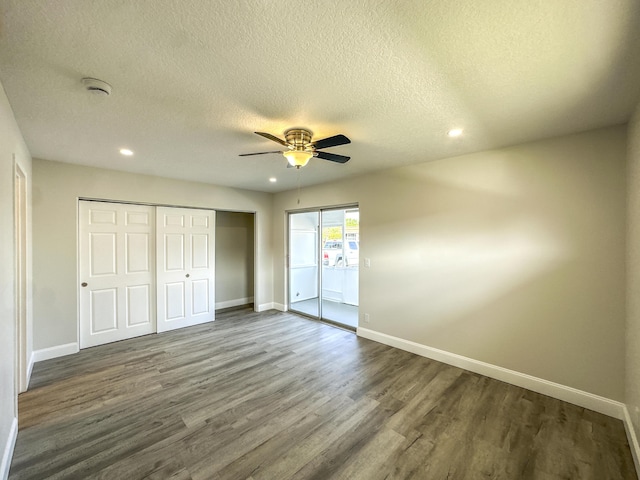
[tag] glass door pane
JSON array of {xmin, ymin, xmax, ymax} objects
[
  {"xmin": 321, "ymin": 208, "xmax": 359, "ymax": 328},
  {"xmin": 289, "ymin": 211, "xmax": 320, "ymax": 318}
]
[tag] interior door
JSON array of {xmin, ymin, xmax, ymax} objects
[
  {"xmin": 156, "ymin": 207, "xmax": 215, "ymax": 332},
  {"xmin": 79, "ymin": 201, "xmax": 156, "ymax": 348}
]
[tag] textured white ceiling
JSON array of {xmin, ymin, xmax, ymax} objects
[{"xmin": 0, "ymin": 0, "xmax": 639, "ymax": 192}]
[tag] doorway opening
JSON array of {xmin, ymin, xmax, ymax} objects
[
  {"xmin": 288, "ymin": 206, "xmax": 359, "ymax": 329},
  {"xmin": 214, "ymin": 211, "xmax": 255, "ymax": 311}
]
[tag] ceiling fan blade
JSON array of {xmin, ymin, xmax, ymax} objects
[
  {"xmin": 309, "ymin": 134, "xmax": 350, "ymax": 150},
  {"xmin": 238, "ymin": 150, "xmax": 283, "ymax": 156},
  {"xmin": 315, "ymin": 151, "xmax": 350, "ymax": 163},
  {"xmin": 255, "ymin": 131, "xmax": 288, "ymax": 146}
]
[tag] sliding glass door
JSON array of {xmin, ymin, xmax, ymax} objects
[
  {"xmin": 289, "ymin": 211, "xmax": 320, "ymax": 318},
  {"xmin": 289, "ymin": 206, "xmax": 359, "ymax": 329}
]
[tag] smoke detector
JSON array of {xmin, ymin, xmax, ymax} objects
[{"xmin": 81, "ymin": 77, "xmax": 112, "ymax": 96}]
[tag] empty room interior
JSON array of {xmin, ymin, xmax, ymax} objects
[{"xmin": 2, "ymin": 1, "xmax": 640, "ymax": 478}]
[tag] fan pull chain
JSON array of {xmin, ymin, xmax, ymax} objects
[{"xmin": 297, "ymin": 167, "xmax": 301, "ymax": 205}]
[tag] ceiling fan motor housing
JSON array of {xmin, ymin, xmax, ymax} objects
[{"xmin": 285, "ymin": 128, "xmax": 313, "ymax": 150}]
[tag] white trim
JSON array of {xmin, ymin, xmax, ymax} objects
[
  {"xmin": 1, "ymin": 417, "xmax": 17, "ymax": 480},
  {"xmin": 13, "ymin": 161, "xmax": 28, "ymax": 394},
  {"xmin": 215, "ymin": 297, "xmax": 254, "ymax": 310},
  {"xmin": 26, "ymin": 351, "xmax": 35, "ymax": 387},
  {"xmin": 623, "ymin": 405, "xmax": 640, "ymax": 478},
  {"xmin": 32, "ymin": 343, "xmax": 79, "ymax": 363},
  {"xmin": 255, "ymin": 303, "xmax": 286, "ymax": 312},
  {"xmin": 256, "ymin": 302, "xmax": 274, "ymax": 312},
  {"xmin": 357, "ymin": 327, "xmax": 624, "ymax": 419}
]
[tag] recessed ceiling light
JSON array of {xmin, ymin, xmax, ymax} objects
[
  {"xmin": 119, "ymin": 148, "xmax": 134, "ymax": 156},
  {"xmin": 269, "ymin": 177, "xmax": 277, "ymax": 183},
  {"xmin": 447, "ymin": 129, "xmax": 463, "ymax": 137}
]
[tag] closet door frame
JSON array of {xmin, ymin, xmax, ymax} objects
[{"xmin": 78, "ymin": 199, "xmax": 217, "ymax": 348}]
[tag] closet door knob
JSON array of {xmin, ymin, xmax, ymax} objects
[
  {"xmin": 185, "ymin": 274, "xmax": 190, "ymax": 278},
  {"xmin": 81, "ymin": 282, "xmax": 88, "ymax": 287}
]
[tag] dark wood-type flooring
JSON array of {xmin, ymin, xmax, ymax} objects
[{"xmin": 9, "ymin": 308, "xmax": 637, "ymax": 479}]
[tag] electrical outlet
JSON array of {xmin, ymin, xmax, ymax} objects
[
  {"xmin": 364, "ymin": 313, "xmax": 370, "ymax": 323},
  {"xmin": 364, "ymin": 258, "xmax": 371, "ymax": 268}
]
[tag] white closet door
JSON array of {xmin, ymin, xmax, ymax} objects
[
  {"xmin": 79, "ymin": 201, "xmax": 156, "ymax": 348},
  {"xmin": 156, "ymin": 207, "xmax": 215, "ymax": 332}
]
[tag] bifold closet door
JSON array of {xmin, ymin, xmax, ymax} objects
[
  {"xmin": 79, "ymin": 201, "xmax": 156, "ymax": 348},
  {"xmin": 156, "ymin": 207, "xmax": 215, "ymax": 332}
]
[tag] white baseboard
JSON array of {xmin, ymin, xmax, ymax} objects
[
  {"xmin": 623, "ymin": 405, "xmax": 640, "ymax": 478},
  {"xmin": 256, "ymin": 302, "xmax": 286, "ymax": 312},
  {"xmin": 32, "ymin": 342, "xmax": 79, "ymax": 363},
  {"xmin": 357, "ymin": 327, "xmax": 624, "ymax": 419},
  {"xmin": 1, "ymin": 417, "xmax": 17, "ymax": 480},
  {"xmin": 256, "ymin": 302, "xmax": 274, "ymax": 312},
  {"xmin": 255, "ymin": 302, "xmax": 287, "ymax": 312},
  {"xmin": 215, "ymin": 297, "xmax": 254, "ymax": 310}
]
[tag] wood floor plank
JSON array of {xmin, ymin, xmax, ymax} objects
[{"xmin": 9, "ymin": 308, "xmax": 637, "ymax": 479}]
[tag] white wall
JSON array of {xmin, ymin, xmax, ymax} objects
[
  {"xmin": 0, "ymin": 84, "xmax": 32, "ymax": 479},
  {"xmin": 627, "ymin": 106, "xmax": 640, "ymax": 447},
  {"xmin": 273, "ymin": 126, "xmax": 627, "ymax": 401},
  {"xmin": 32, "ymin": 159, "xmax": 273, "ymax": 351},
  {"xmin": 215, "ymin": 211, "xmax": 255, "ymax": 308}
]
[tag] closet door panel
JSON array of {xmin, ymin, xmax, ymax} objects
[
  {"xmin": 157, "ymin": 207, "xmax": 215, "ymax": 332},
  {"xmin": 79, "ymin": 201, "xmax": 156, "ymax": 348}
]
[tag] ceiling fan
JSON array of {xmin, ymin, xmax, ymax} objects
[{"xmin": 239, "ymin": 128, "xmax": 351, "ymax": 168}]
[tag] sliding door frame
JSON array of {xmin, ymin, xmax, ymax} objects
[{"xmin": 286, "ymin": 203, "xmax": 359, "ymax": 329}]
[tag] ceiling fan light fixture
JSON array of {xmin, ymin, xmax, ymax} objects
[
  {"xmin": 241, "ymin": 129, "xmax": 350, "ymax": 166},
  {"xmin": 283, "ymin": 150, "xmax": 313, "ymax": 168}
]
